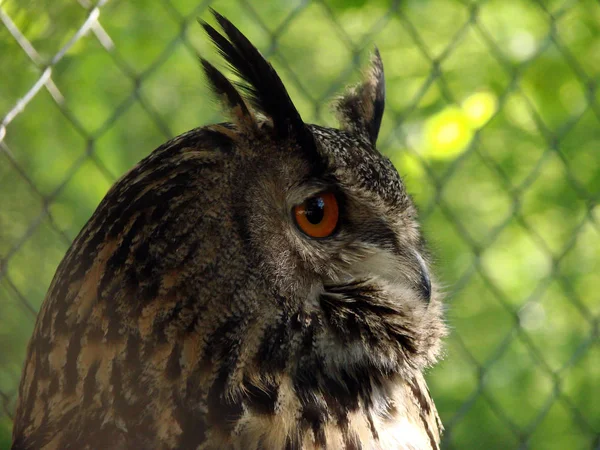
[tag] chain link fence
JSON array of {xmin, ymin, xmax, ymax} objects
[{"xmin": 0, "ymin": 0, "xmax": 599, "ymax": 448}]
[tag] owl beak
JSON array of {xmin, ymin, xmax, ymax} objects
[{"xmin": 413, "ymin": 250, "xmax": 431, "ymax": 304}]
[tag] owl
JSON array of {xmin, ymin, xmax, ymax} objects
[{"xmin": 12, "ymin": 10, "xmax": 446, "ymax": 450}]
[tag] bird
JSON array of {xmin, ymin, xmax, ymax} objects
[{"xmin": 12, "ymin": 10, "xmax": 446, "ymax": 450}]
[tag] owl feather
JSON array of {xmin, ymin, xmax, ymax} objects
[{"xmin": 12, "ymin": 10, "xmax": 446, "ymax": 450}]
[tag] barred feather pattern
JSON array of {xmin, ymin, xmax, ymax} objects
[{"xmin": 12, "ymin": 10, "xmax": 445, "ymax": 450}]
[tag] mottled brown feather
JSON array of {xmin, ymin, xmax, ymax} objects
[{"xmin": 12, "ymin": 11, "xmax": 445, "ymax": 450}]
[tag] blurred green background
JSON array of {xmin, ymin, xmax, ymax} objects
[{"xmin": 0, "ymin": 0, "xmax": 599, "ymax": 448}]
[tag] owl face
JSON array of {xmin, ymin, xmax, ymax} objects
[{"xmin": 238, "ymin": 122, "xmax": 443, "ymax": 381}]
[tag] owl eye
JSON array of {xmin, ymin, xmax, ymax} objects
[{"xmin": 293, "ymin": 192, "xmax": 339, "ymax": 238}]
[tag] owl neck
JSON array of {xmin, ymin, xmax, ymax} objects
[
  {"xmin": 234, "ymin": 366, "xmax": 441, "ymax": 449},
  {"xmin": 220, "ymin": 308, "xmax": 442, "ymax": 448}
]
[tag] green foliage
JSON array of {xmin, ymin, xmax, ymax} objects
[{"xmin": 0, "ymin": 0, "xmax": 598, "ymax": 448}]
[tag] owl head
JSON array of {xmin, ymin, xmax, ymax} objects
[
  {"xmin": 197, "ymin": 10, "xmax": 446, "ymax": 376},
  {"xmin": 13, "ymin": 9, "xmax": 446, "ymax": 449}
]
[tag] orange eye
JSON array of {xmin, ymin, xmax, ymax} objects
[{"xmin": 293, "ymin": 192, "xmax": 339, "ymax": 238}]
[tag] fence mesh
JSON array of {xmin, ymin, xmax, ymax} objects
[{"xmin": 0, "ymin": 0, "xmax": 599, "ymax": 448}]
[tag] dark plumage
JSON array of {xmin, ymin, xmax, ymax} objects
[{"xmin": 12, "ymin": 10, "xmax": 446, "ymax": 450}]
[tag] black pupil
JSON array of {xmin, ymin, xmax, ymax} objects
[{"xmin": 305, "ymin": 197, "xmax": 325, "ymax": 225}]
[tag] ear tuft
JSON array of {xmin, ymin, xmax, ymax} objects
[
  {"xmin": 334, "ymin": 48, "xmax": 385, "ymax": 146},
  {"xmin": 200, "ymin": 9, "xmax": 317, "ymax": 155},
  {"xmin": 199, "ymin": 57, "xmax": 256, "ymax": 131}
]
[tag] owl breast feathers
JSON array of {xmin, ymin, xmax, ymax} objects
[{"xmin": 12, "ymin": 10, "xmax": 446, "ymax": 450}]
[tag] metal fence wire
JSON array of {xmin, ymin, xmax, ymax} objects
[{"xmin": 0, "ymin": 0, "xmax": 599, "ymax": 448}]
